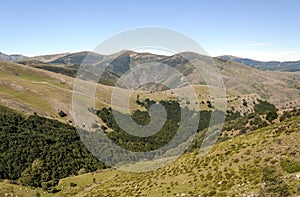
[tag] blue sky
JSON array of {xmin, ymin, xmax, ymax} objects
[{"xmin": 1, "ymin": 0, "xmax": 300, "ymax": 61}]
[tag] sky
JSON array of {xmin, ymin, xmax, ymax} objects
[{"xmin": 1, "ymin": 0, "xmax": 300, "ymax": 61}]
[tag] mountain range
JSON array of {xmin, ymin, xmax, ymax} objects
[
  {"xmin": 0, "ymin": 50, "xmax": 300, "ymax": 196},
  {"xmin": 218, "ymin": 55, "xmax": 300, "ymax": 72},
  {"xmin": 2, "ymin": 51, "xmax": 300, "ymax": 72},
  {"xmin": 20, "ymin": 50, "xmax": 300, "ymax": 106},
  {"xmin": 0, "ymin": 50, "xmax": 299, "ymax": 117},
  {"xmin": 0, "ymin": 52, "xmax": 26, "ymax": 62}
]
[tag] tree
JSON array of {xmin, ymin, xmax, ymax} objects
[{"xmin": 266, "ymin": 111, "xmax": 278, "ymax": 122}]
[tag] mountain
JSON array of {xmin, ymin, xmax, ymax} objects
[
  {"xmin": 0, "ymin": 52, "xmax": 26, "ymax": 61},
  {"xmin": 18, "ymin": 50, "xmax": 299, "ymax": 108},
  {"xmin": 50, "ymin": 51, "xmax": 104, "ymax": 65},
  {"xmin": 218, "ymin": 55, "xmax": 300, "ymax": 72},
  {"xmin": 0, "ymin": 51, "xmax": 300, "ymax": 197}
]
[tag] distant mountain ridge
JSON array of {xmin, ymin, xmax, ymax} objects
[
  {"xmin": 2, "ymin": 51, "xmax": 300, "ymax": 72},
  {"xmin": 218, "ymin": 55, "xmax": 300, "ymax": 72},
  {"xmin": 0, "ymin": 52, "xmax": 26, "ymax": 61}
]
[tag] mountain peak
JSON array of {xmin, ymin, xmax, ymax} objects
[{"xmin": 0, "ymin": 52, "xmax": 26, "ymax": 61}]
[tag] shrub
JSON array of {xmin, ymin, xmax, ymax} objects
[
  {"xmin": 58, "ymin": 110, "xmax": 67, "ymax": 117},
  {"xmin": 280, "ymin": 159, "xmax": 300, "ymax": 173},
  {"xmin": 266, "ymin": 111, "xmax": 278, "ymax": 122},
  {"xmin": 70, "ymin": 182, "xmax": 77, "ymax": 187},
  {"xmin": 41, "ymin": 180, "xmax": 59, "ymax": 191},
  {"xmin": 280, "ymin": 111, "xmax": 292, "ymax": 122}
]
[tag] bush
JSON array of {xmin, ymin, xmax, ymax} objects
[
  {"xmin": 41, "ymin": 180, "xmax": 59, "ymax": 191},
  {"xmin": 266, "ymin": 111, "xmax": 278, "ymax": 122},
  {"xmin": 242, "ymin": 100, "xmax": 248, "ymax": 107},
  {"xmin": 280, "ymin": 159, "xmax": 300, "ymax": 173},
  {"xmin": 280, "ymin": 111, "xmax": 294, "ymax": 122},
  {"xmin": 70, "ymin": 182, "xmax": 77, "ymax": 187},
  {"xmin": 58, "ymin": 110, "xmax": 67, "ymax": 117}
]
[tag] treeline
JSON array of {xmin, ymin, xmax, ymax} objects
[
  {"xmin": 0, "ymin": 107, "xmax": 105, "ymax": 187},
  {"xmin": 95, "ymin": 99, "xmax": 225, "ymax": 153},
  {"xmin": 96, "ymin": 100, "xmax": 186, "ymax": 152}
]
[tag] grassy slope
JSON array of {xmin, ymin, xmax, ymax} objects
[
  {"xmin": 2, "ymin": 116, "xmax": 298, "ymax": 197},
  {"xmin": 19, "ymin": 52, "xmax": 300, "ymax": 109},
  {"xmin": 79, "ymin": 116, "xmax": 300, "ymax": 197},
  {"xmin": 0, "ymin": 61, "xmax": 246, "ymax": 119},
  {"xmin": 214, "ymin": 58, "xmax": 300, "ymax": 108}
]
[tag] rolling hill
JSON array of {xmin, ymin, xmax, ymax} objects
[
  {"xmin": 0, "ymin": 51, "xmax": 300, "ymax": 197},
  {"xmin": 17, "ymin": 51, "xmax": 300, "ymax": 109}
]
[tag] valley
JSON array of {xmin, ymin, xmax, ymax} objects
[{"xmin": 0, "ymin": 51, "xmax": 299, "ymax": 197}]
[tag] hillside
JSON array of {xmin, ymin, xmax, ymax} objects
[
  {"xmin": 0, "ymin": 51, "xmax": 300, "ymax": 197},
  {"xmin": 0, "ymin": 60, "xmax": 261, "ymax": 122},
  {"xmin": 0, "ymin": 106, "xmax": 105, "ymax": 188},
  {"xmin": 18, "ymin": 51, "xmax": 300, "ymax": 109},
  {"xmin": 1, "ymin": 113, "xmax": 299, "ymax": 197},
  {"xmin": 81, "ymin": 116, "xmax": 300, "ymax": 197}
]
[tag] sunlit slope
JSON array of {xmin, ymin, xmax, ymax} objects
[
  {"xmin": 65, "ymin": 116, "xmax": 300, "ymax": 197},
  {"xmin": 0, "ymin": 61, "xmax": 242, "ymax": 120}
]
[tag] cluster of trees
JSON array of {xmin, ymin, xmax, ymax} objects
[
  {"xmin": 0, "ymin": 106, "xmax": 105, "ymax": 187},
  {"xmin": 33, "ymin": 65, "xmax": 77, "ymax": 78},
  {"xmin": 95, "ymin": 99, "xmax": 284, "ymax": 155},
  {"xmin": 96, "ymin": 99, "xmax": 226, "ymax": 153},
  {"xmin": 96, "ymin": 100, "xmax": 183, "ymax": 152},
  {"xmin": 223, "ymin": 100, "xmax": 280, "ymax": 135},
  {"xmin": 32, "ymin": 64, "xmax": 118, "ymax": 86},
  {"xmin": 254, "ymin": 99, "xmax": 277, "ymax": 114}
]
